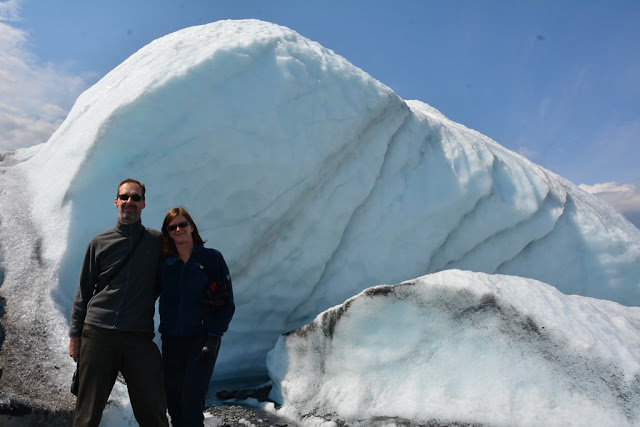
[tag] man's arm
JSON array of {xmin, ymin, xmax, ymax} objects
[{"xmin": 69, "ymin": 241, "xmax": 98, "ymax": 356}]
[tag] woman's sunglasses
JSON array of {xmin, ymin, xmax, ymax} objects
[{"xmin": 167, "ymin": 221, "xmax": 190, "ymax": 232}]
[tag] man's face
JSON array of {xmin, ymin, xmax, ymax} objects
[{"xmin": 114, "ymin": 182, "xmax": 146, "ymax": 224}]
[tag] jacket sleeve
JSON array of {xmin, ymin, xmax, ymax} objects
[
  {"xmin": 207, "ymin": 251, "xmax": 235, "ymax": 337},
  {"xmin": 69, "ymin": 241, "xmax": 98, "ymax": 337},
  {"xmin": 154, "ymin": 255, "xmax": 163, "ymax": 300}
]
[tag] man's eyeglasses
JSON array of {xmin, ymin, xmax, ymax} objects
[
  {"xmin": 118, "ymin": 194, "xmax": 143, "ymax": 202},
  {"xmin": 167, "ymin": 221, "xmax": 190, "ymax": 232}
]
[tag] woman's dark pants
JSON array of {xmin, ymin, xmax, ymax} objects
[{"xmin": 162, "ymin": 334, "xmax": 220, "ymax": 427}]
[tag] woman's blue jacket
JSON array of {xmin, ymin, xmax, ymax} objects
[{"xmin": 158, "ymin": 245, "xmax": 235, "ymax": 337}]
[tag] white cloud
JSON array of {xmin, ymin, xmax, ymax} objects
[
  {"xmin": 580, "ymin": 181, "xmax": 640, "ymax": 228},
  {"xmin": 0, "ymin": 0, "xmax": 92, "ymax": 151},
  {"xmin": 0, "ymin": 0, "xmax": 19, "ymax": 22},
  {"xmin": 580, "ymin": 182, "xmax": 635, "ymax": 194},
  {"xmin": 517, "ymin": 146, "xmax": 537, "ymax": 160}
]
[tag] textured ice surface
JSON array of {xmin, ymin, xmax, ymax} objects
[{"xmin": 268, "ymin": 270, "xmax": 640, "ymax": 426}]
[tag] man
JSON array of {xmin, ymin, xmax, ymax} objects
[{"xmin": 69, "ymin": 178, "xmax": 168, "ymax": 427}]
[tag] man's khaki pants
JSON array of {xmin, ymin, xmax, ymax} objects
[{"xmin": 73, "ymin": 324, "xmax": 168, "ymax": 427}]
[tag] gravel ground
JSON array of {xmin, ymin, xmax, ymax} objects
[
  {"xmin": 203, "ymin": 405, "xmax": 485, "ymax": 427},
  {"xmin": 206, "ymin": 385, "xmax": 298, "ymax": 426},
  {"xmin": 0, "ymin": 383, "xmax": 296, "ymax": 427},
  {"xmin": 0, "ymin": 393, "xmax": 485, "ymax": 427},
  {"xmin": 0, "ymin": 401, "xmax": 295, "ymax": 427},
  {"xmin": 205, "ymin": 404, "xmax": 296, "ymax": 426}
]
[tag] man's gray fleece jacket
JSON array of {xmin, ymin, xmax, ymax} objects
[{"xmin": 69, "ymin": 220, "xmax": 162, "ymax": 338}]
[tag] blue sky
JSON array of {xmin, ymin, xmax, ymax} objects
[{"xmin": 1, "ymin": 0, "xmax": 639, "ymax": 188}]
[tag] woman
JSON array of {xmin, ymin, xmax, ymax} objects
[{"xmin": 158, "ymin": 206, "xmax": 235, "ymax": 426}]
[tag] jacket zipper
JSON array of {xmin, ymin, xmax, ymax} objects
[
  {"xmin": 177, "ymin": 260, "xmax": 186, "ymax": 335},
  {"xmin": 113, "ymin": 228, "xmax": 135, "ymax": 329}
]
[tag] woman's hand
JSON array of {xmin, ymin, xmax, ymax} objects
[{"xmin": 197, "ymin": 336, "xmax": 221, "ymax": 363}]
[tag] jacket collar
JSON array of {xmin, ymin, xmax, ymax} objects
[
  {"xmin": 115, "ymin": 219, "xmax": 144, "ymax": 236},
  {"xmin": 165, "ymin": 244, "xmax": 204, "ymax": 266}
]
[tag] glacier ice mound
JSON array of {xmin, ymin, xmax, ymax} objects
[
  {"xmin": 267, "ymin": 270, "xmax": 640, "ymax": 426},
  {"xmin": 0, "ymin": 18, "xmax": 638, "ymax": 383}
]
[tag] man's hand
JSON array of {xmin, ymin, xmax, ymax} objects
[
  {"xmin": 69, "ymin": 337, "xmax": 81, "ymax": 362},
  {"xmin": 197, "ymin": 336, "xmax": 221, "ymax": 364}
]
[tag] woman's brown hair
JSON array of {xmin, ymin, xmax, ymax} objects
[{"xmin": 161, "ymin": 206, "xmax": 206, "ymax": 256}]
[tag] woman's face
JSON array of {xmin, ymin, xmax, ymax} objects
[{"xmin": 167, "ymin": 214, "xmax": 194, "ymax": 246}]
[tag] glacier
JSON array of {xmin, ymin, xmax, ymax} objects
[
  {"xmin": 0, "ymin": 19, "xmax": 639, "ymax": 425},
  {"xmin": 268, "ymin": 270, "xmax": 640, "ymax": 426}
]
